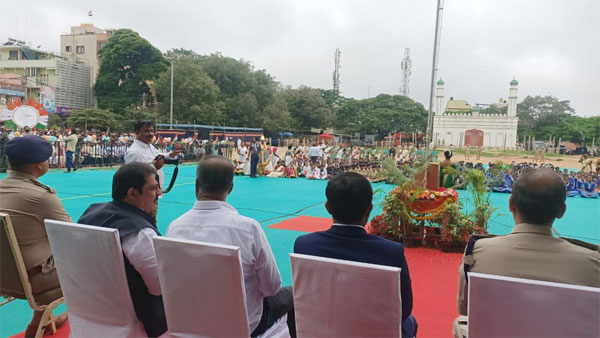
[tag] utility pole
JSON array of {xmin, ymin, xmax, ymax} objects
[
  {"xmin": 425, "ymin": 0, "xmax": 444, "ymax": 157},
  {"xmin": 170, "ymin": 57, "xmax": 174, "ymax": 129},
  {"xmin": 400, "ymin": 47, "xmax": 412, "ymax": 97},
  {"xmin": 332, "ymin": 48, "xmax": 341, "ymax": 96}
]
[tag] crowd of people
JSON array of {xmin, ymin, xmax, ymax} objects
[
  {"xmin": 436, "ymin": 150, "xmax": 600, "ymax": 198},
  {"xmin": 0, "ymin": 121, "xmax": 598, "ymax": 337}
]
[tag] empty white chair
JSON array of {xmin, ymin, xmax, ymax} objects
[
  {"xmin": 468, "ymin": 272, "xmax": 600, "ymax": 337},
  {"xmin": 44, "ymin": 219, "xmax": 146, "ymax": 337},
  {"xmin": 290, "ymin": 253, "xmax": 402, "ymax": 337},
  {"xmin": 153, "ymin": 236, "xmax": 288, "ymax": 338}
]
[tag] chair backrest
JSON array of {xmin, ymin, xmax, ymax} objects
[
  {"xmin": 44, "ymin": 219, "xmax": 146, "ymax": 337},
  {"xmin": 468, "ymin": 272, "xmax": 600, "ymax": 337},
  {"xmin": 290, "ymin": 253, "xmax": 402, "ymax": 337},
  {"xmin": 153, "ymin": 236, "xmax": 249, "ymax": 337},
  {"xmin": 0, "ymin": 213, "xmax": 36, "ymax": 307}
]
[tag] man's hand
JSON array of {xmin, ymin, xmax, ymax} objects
[
  {"xmin": 152, "ymin": 156, "xmax": 165, "ymax": 170},
  {"xmin": 168, "ymin": 149, "xmax": 182, "ymax": 158}
]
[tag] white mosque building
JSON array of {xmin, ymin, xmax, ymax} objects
[{"xmin": 432, "ymin": 79, "xmax": 519, "ymax": 149}]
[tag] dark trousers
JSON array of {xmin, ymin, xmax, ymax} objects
[
  {"xmin": 250, "ymin": 154, "xmax": 259, "ymax": 177},
  {"xmin": 66, "ymin": 150, "xmax": 76, "ymax": 171},
  {"xmin": 251, "ymin": 286, "xmax": 296, "ymax": 337},
  {"xmin": 402, "ymin": 315, "xmax": 418, "ymax": 338}
]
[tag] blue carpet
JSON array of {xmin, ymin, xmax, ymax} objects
[{"xmin": 0, "ymin": 165, "xmax": 597, "ymax": 336}]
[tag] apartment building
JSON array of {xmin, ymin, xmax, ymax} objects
[
  {"xmin": 0, "ymin": 39, "xmax": 93, "ymax": 113},
  {"xmin": 60, "ymin": 24, "xmax": 115, "ymax": 84}
]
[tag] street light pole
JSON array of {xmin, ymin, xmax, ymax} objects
[{"xmin": 170, "ymin": 58, "xmax": 174, "ymax": 130}]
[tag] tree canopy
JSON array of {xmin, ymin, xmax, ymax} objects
[{"xmin": 94, "ymin": 29, "xmax": 169, "ymax": 112}]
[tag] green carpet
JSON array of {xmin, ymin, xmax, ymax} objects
[{"xmin": 0, "ymin": 165, "xmax": 598, "ymax": 336}]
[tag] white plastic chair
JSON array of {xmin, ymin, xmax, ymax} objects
[
  {"xmin": 153, "ymin": 236, "xmax": 288, "ymax": 338},
  {"xmin": 44, "ymin": 219, "xmax": 146, "ymax": 337},
  {"xmin": 289, "ymin": 253, "xmax": 402, "ymax": 337},
  {"xmin": 468, "ymin": 272, "xmax": 600, "ymax": 337}
]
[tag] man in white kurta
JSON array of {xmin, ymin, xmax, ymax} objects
[
  {"xmin": 167, "ymin": 155, "xmax": 295, "ymax": 336},
  {"xmin": 125, "ymin": 121, "xmax": 179, "ymax": 189}
]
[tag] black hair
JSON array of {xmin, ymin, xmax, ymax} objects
[
  {"xmin": 134, "ymin": 120, "xmax": 154, "ymax": 133},
  {"xmin": 112, "ymin": 162, "xmax": 157, "ymax": 201},
  {"xmin": 511, "ymin": 168, "xmax": 566, "ymax": 225},
  {"xmin": 326, "ymin": 172, "xmax": 373, "ymax": 224},
  {"xmin": 7, "ymin": 158, "xmax": 28, "ymax": 172},
  {"xmin": 196, "ymin": 155, "xmax": 234, "ymax": 194},
  {"xmin": 444, "ymin": 150, "xmax": 452, "ymax": 159}
]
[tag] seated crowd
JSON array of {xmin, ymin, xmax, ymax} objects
[{"xmin": 1, "ymin": 134, "xmax": 598, "ymax": 338}]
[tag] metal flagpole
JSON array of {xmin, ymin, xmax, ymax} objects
[
  {"xmin": 425, "ymin": 0, "xmax": 444, "ymax": 158},
  {"xmin": 170, "ymin": 58, "xmax": 174, "ymax": 129}
]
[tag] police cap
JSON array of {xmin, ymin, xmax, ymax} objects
[{"xmin": 5, "ymin": 135, "xmax": 53, "ymax": 163}]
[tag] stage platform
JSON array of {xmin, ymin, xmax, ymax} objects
[{"xmin": 1, "ymin": 164, "xmax": 598, "ymax": 337}]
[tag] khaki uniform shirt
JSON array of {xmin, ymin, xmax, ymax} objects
[
  {"xmin": 457, "ymin": 223, "xmax": 600, "ymax": 315},
  {"xmin": 64, "ymin": 134, "xmax": 78, "ymax": 152},
  {"xmin": 0, "ymin": 170, "xmax": 72, "ymax": 270}
]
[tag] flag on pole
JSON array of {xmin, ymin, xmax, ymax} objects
[{"xmin": 88, "ymin": 10, "xmax": 93, "ymax": 16}]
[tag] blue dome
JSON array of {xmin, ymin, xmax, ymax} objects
[
  {"xmin": 437, "ymin": 78, "xmax": 445, "ymax": 85},
  {"xmin": 510, "ymin": 79, "xmax": 519, "ymax": 86}
]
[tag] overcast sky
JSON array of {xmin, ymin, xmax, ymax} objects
[{"xmin": 2, "ymin": 0, "xmax": 599, "ymax": 116}]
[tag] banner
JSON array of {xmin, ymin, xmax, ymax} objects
[
  {"xmin": 0, "ymin": 99, "xmax": 48, "ymax": 129},
  {"xmin": 40, "ymin": 86, "xmax": 56, "ymax": 113}
]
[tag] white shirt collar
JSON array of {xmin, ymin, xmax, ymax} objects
[{"xmin": 193, "ymin": 200, "xmax": 237, "ymax": 212}]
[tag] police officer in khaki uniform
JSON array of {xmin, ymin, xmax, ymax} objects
[
  {"xmin": 0, "ymin": 135, "xmax": 70, "ymax": 336},
  {"xmin": 452, "ymin": 168, "xmax": 600, "ymax": 338}
]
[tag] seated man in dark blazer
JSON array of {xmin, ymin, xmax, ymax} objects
[{"xmin": 294, "ymin": 172, "xmax": 417, "ymax": 337}]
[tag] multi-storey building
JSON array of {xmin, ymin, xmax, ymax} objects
[
  {"xmin": 60, "ymin": 24, "xmax": 115, "ymax": 84},
  {"xmin": 0, "ymin": 38, "xmax": 93, "ymax": 113}
]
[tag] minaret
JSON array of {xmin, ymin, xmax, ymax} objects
[
  {"xmin": 507, "ymin": 78, "xmax": 518, "ymax": 116},
  {"xmin": 435, "ymin": 78, "xmax": 445, "ymax": 115}
]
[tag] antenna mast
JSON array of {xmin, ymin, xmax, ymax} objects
[
  {"xmin": 332, "ymin": 48, "xmax": 341, "ymax": 95},
  {"xmin": 400, "ymin": 47, "xmax": 412, "ymax": 96}
]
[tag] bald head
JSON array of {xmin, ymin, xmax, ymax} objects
[
  {"xmin": 195, "ymin": 155, "xmax": 234, "ymax": 198},
  {"xmin": 510, "ymin": 168, "xmax": 566, "ymax": 225}
]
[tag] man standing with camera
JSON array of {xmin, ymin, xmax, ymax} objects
[{"xmin": 125, "ymin": 120, "xmax": 180, "ymax": 189}]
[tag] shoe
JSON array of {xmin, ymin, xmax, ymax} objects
[{"xmin": 73, "ymin": 168, "xmax": 77, "ymax": 172}]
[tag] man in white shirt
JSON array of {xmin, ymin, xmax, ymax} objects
[
  {"xmin": 78, "ymin": 162, "xmax": 166, "ymax": 337},
  {"xmin": 125, "ymin": 120, "xmax": 180, "ymax": 189},
  {"xmin": 308, "ymin": 142, "xmax": 322, "ymax": 163},
  {"xmin": 167, "ymin": 155, "xmax": 295, "ymax": 336}
]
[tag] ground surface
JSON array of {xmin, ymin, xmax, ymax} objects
[{"xmin": 1, "ymin": 164, "xmax": 597, "ymax": 337}]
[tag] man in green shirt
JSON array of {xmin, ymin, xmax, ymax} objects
[{"xmin": 64, "ymin": 129, "xmax": 79, "ymax": 173}]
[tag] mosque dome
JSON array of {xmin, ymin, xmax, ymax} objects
[
  {"xmin": 510, "ymin": 79, "xmax": 519, "ymax": 86},
  {"xmin": 437, "ymin": 78, "xmax": 445, "ymax": 85}
]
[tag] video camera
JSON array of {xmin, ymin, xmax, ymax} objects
[{"xmin": 155, "ymin": 154, "xmax": 179, "ymax": 166}]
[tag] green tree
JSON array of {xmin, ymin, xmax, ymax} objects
[
  {"xmin": 261, "ymin": 93, "xmax": 293, "ymax": 132},
  {"xmin": 282, "ymin": 86, "xmax": 333, "ymax": 130},
  {"xmin": 196, "ymin": 53, "xmax": 278, "ymax": 126},
  {"xmin": 66, "ymin": 108, "xmax": 119, "ymax": 131},
  {"xmin": 561, "ymin": 115, "xmax": 600, "ymax": 144},
  {"xmin": 119, "ymin": 106, "xmax": 157, "ymax": 132},
  {"xmin": 154, "ymin": 58, "xmax": 224, "ymax": 125},
  {"xmin": 517, "ymin": 95, "xmax": 574, "ymax": 139},
  {"xmin": 94, "ymin": 29, "xmax": 169, "ymax": 112},
  {"xmin": 340, "ymin": 94, "xmax": 427, "ymax": 137}
]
